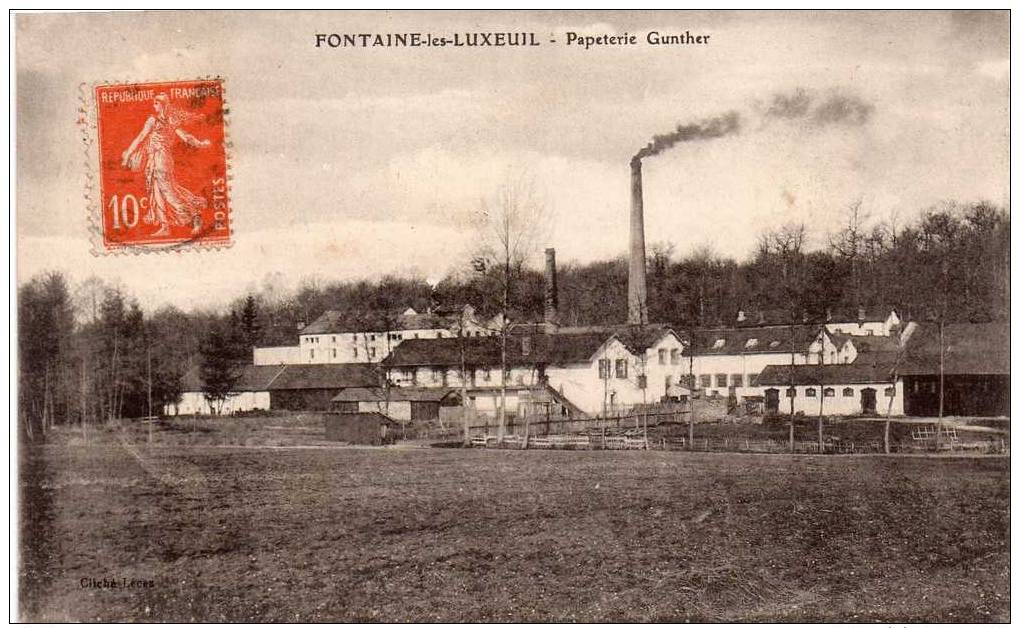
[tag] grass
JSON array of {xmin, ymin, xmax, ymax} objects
[{"xmin": 18, "ymin": 436, "xmax": 1009, "ymax": 622}]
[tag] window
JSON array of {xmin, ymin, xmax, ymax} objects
[
  {"xmin": 786, "ymin": 388, "xmax": 797, "ymax": 398},
  {"xmin": 332, "ymin": 335, "xmax": 336, "ymax": 343},
  {"xmin": 615, "ymin": 359, "xmax": 628, "ymax": 379},
  {"xmin": 370, "ymin": 334, "xmax": 375, "ymax": 341},
  {"xmin": 431, "ymin": 367, "xmax": 442, "ymax": 382},
  {"xmin": 806, "ymin": 388, "xmax": 817, "ymax": 397},
  {"xmin": 730, "ymin": 374, "xmax": 743, "ymax": 387},
  {"xmin": 670, "ymin": 348, "xmax": 680, "ymax": 364},
  {"xmin": 664, "ymin": 375, "xmax": 673, "ymax": 391},
  {"xmin": 369, "ymin": 347, "xmax": 377, "ymax": 358},
  {"xmin": 824, "ymin": 388, "xmax": 835, "ymax": 397},
  {"xmin": 699, "ymin": 374, "xmax": 712, "ymax": 388},
  {"xmin": 598, "ymin": 359, "xmax": 611, "ymax": 380},
  {"xmin": 353, "ymin": 347, "xmax": 358, "ymax": 358},
  {"xmin": 843, "ymin": 387, "xmax": 854, "ymax": 397},
  {"xmin": 332, "ymin": 348, "xmax": 337, "ymax": 358},
  {"xmin": 310, "ymin": 349, "xmax": 315, "ymax": 359},
  {"xmin": 884, "ymin": 386, "xmax": 896, "ymax": 397},
  {"xmin": 713, "ymin": 338, "xmax": 726, "ymax": 349},
  {"xmin": 745, "ymin": 338, "xmax": 758, "ymax": 349},
  {"xmin": 829, "ymin": 351, "xmax": 836, "ymax": 363},
  {"xmin": 414, "ymin": 333, "xmax": 419, "ymax": 339},
  {"xmin": 658, "ymin": 348, "xmax": 667, "ymax": 365},
  {"xmin": 715, "ymin": 374, "xmax": 727, "ymax": 387},
  {"xmin": 482, "ymin": 368, "xmax": 491, "ymax": 382}
]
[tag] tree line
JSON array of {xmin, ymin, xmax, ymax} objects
[{"xmin": 18, "ymin": 200, "xmax": 1008, "ymax": 438}]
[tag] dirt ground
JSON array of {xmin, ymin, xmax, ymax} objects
[{"xmin": 18, "ymin": 440, "xmax": 1009, "ymax": 622}]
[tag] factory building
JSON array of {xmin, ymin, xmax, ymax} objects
[{"xmin": 253, "ymin": 304, "xmax": 496, "ymax": 366}]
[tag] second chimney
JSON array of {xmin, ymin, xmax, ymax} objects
[
  {"xmin": 628, "ymin": 158, "xmax": 649, "ymax": 325},
  {"xmin": 544, "ymin": 247, "xmax": 558, "ymax": 326}
]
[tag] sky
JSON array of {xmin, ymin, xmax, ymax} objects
[{"xmin": 15, "ymin": 10, "xmax": 1010, "ymax": 312}]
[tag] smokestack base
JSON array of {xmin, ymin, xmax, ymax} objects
[{"xmin": 544, "ymin": 248, "xmax": 558, "ymax": 326}]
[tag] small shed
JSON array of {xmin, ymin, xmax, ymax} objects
[
  {"xmin": 330, "ymin": 386, "xmax": 461, "ymax": 423},
  {"xmin": 324, "ymin": 412, "xmax": 399, "ymax": 445}
]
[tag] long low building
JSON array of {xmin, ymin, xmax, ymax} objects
[
  {"xmin": 756, "ymin": 363, "xmax": 903, "ymax": 416},
  {"xmin": 165, "ymin": 362, "xmax": 380, "ymax": 415}
]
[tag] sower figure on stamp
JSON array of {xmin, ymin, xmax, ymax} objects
[{"xmin": 121, "ymin": 93, "xmax": 210, "ymax": 236}]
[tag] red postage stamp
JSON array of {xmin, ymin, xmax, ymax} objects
[{"xmin": 92, "ymin": 79, "xmax": 230, "ymax": 250}]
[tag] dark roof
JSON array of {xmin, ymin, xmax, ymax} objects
[
  {"xmin": 265, "ymin": 363, "xmax": 379, "ymax": 390},
  {"xmin": 380, "ymin": 326, "xmax": 676, "ymax": 368},
  {"xmin": 687, "ymin": 325, "xmax": 822, "ymax": 356},
  {"xmin": 180, "ymin": 364, "xmax": 285, "ymax": 392},
  {"xmin": 898, "ymin": 322, "xmax": 1009, "ymax": 376},
  {"xmin": 382, "ymin": 337, "xmax": 504, "ymax": 368},
  {"xmin": 332, "ymin": 386, "xmax": 460, "ymax": 403},
  {"xmin": 825, "ymin": 305, "xmax": 898, "ymax": 324},
  {"xmin": 734, "ymin": 305, "xmax": 898, "ymax": 327},
  {"xmin": 758, "ymin": 363, "xmax": 896, "ymax": 386}
]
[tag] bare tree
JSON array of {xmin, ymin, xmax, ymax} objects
[
  {"xmin": 829, "ymin": 200, "xmax": 868, "ymax": 305},
  {"xmin": 472, "ymin": 170, "xmax": 547, "ymax": 442}
]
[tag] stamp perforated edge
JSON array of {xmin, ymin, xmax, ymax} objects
[{"xmin": 79, "ymin": 76, "xmax": 235, "ymax": 256}]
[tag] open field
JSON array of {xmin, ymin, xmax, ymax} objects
[{"xmin": 19, "ymin": 440, "xmax": 1009, "ymax": 622}]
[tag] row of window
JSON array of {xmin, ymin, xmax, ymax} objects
[
  {"xmin": 308, "ymin": 347, "xmax": 377, "ymax": 359},
  {"xmin": 783, "ymin": 386, "xmax": 896, "ymax": 398},
  {"xmin": 304, "ymin": 331, "xmax": 447, "ymax": 345},
  {"xmin": 700, "ymin": 373, "xmax": 756, "ymax": 388},
  {"xmin": 711, "ymin": 337, "xmax": 785, "ymax": 350}
]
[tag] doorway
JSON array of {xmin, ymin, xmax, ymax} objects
[
  {"xmin": 861, "ymin": 387, "xmax": 877, "ymax": 415},
  {"xmin": 765, "ymin": 388, "xmax": 780, "ymax": 415}
]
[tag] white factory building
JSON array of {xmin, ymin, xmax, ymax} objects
[{"xmin": 253, "ymin": 305, "xmax": 496, "ymax": 366}]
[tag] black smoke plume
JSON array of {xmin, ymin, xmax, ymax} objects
[
  {"xmin": 632, "ymin": 89, "xmax": 873, "ymax": 163},
  {"xmin": 762, "ymin": 88, "xmax": 873, "ymax": 127},
  {"xmin": 632, "ymin": 111, "xmax": 741, "ymax": 163}
]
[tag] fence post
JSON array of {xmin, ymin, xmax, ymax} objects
[{"xmin": 884, "ymin": 420, "xmax": 890, "ymax": 454}]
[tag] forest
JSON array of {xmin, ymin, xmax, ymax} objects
[{"xmin": 17, "ymin": 200, "xmax": 1009, "ymax": 436}]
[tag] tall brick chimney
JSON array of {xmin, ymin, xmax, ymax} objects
[
  {"xmin": 628, "ymin": 158, "xmax": 649, "ymax": 325},
  {"xmin": 544, "ymin": 247, "xmax": 558, "ymax": 325}
]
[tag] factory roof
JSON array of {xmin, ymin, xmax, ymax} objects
[
  {"xmin": 180, "ymin": 364, "xmax": 286, "ymax": 392},
  {"xmin": 380, "ymin": 326, "xmax": 673, "ymax": 368},
  {"xmin": 265, "ymin": 363, "xmax": 379, "ymax": 390},
  {"xmin": 897, "ymin": 322, "xmax": 1009, "ymax": 376},
  {"xmin": 757, "ymin": 363, "xmax": 896, "ymax": 386},
  {"xmin": 301, "ymin": 307, "xmax": 472, "ymax": 335},
  {"xmin": 331, "ymin": 386, "xmax": 461, "ymax": 403},
  {"xmin": 685, "ymin": 325, "xmax": 824, "ymax": 356}
]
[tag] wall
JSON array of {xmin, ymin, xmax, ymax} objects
[
  {"xmin": 902, "ymin": 374, "xmax": 1009, "ymax": 417},
  {"xmin": 642, "ymin": 334, "xmax": 693, "ymax": 401},
  {"xmin": 270, "ymin": 388, "xmax": 341, "ymax": 411},
  {"xmin": 253, "ymin": 346, "xmax": 301, "ymax": 365},
  {"xmin": 387, "ymin": 365, "xmax": 540, "ymax": 389},
  {"xmin": 691, "ymin": 352, "xmax": 809, "ymax": 400},
  {"xmin": 755, "ymin": 380, "xmax": 904, "ymax": 416},
  {"xmin": 165, "ymin": 391, "xmax": 271, "ymax": 416},
  {"xmin": 356, "ymin": 399, "xmax": 413, "ymax": 422}
]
